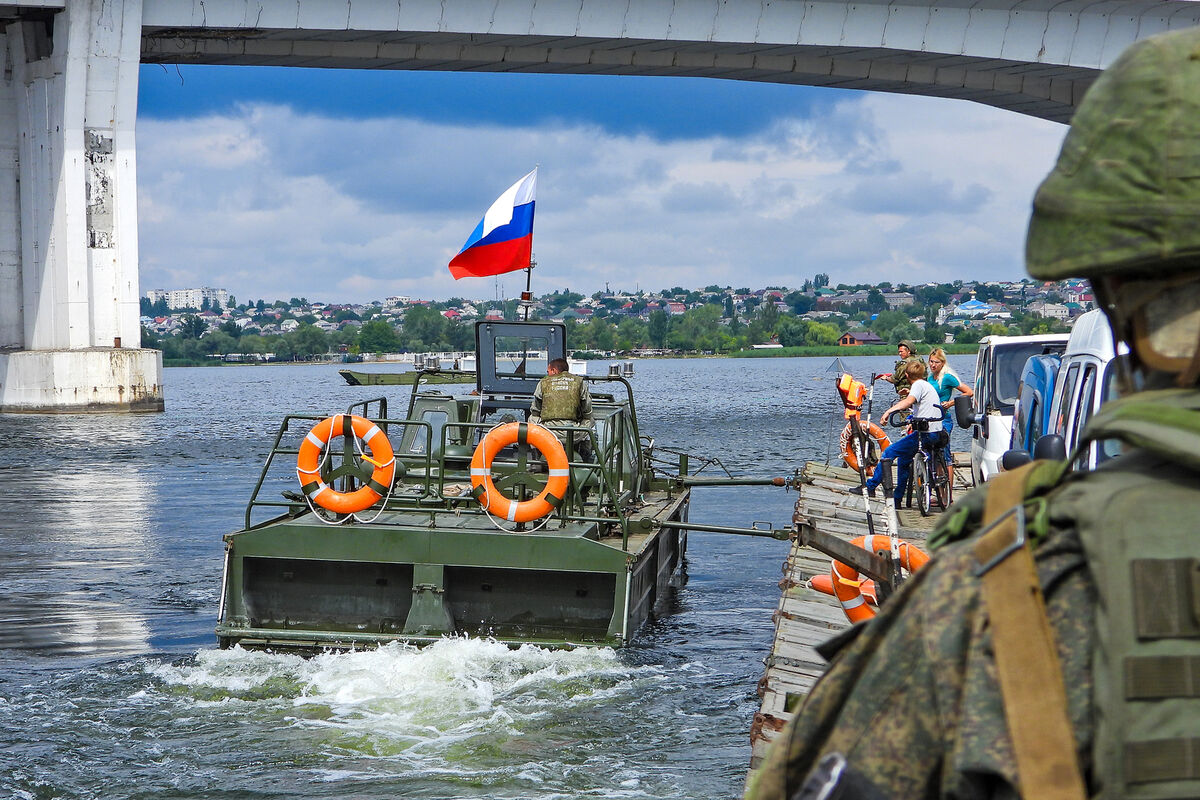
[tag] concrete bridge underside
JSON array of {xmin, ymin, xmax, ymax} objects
[
  {"xmin": 139, "ymin": 0, "xmax": 1200, "ymax": 125},
  {"xmin": 2, "ymin": 0, "xmax": 1199, "ymax": 412}
]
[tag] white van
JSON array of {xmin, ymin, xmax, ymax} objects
[
  {"xmin": 1047, "ymin": 309, "xmax": 1130, "ymax": 471},
  {"xmin": 956, "ymin": 332, "xmax": 1069, "ymax": 484}
]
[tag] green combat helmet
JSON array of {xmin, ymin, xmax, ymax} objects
[{"xmin": 1027, "ymin": 26, "xmax": 1200, "ymax": 282}]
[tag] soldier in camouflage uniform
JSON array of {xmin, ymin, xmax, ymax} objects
[
  {"xmin": 529, "ymin": 358, "xmax": 594, "ymax": 457},
  {"xmin": 884, "ymin": 340, "xmax": 923, "ymax": 398},
  {"xmin": 746, "ymin": 27, "xmax": 1200, "ymax": 800}
]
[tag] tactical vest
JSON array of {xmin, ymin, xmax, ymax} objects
[
  {"xmin": 539, "ymin": 373, "xmax": 584, "ymax": 422},
  {"xmin": 1070, "ymin": 391, "xmax": 1200, "ymax": 798},
  {"xmin": 938, "ymin": 389, "xmax": 1200, "ymax": 799}
]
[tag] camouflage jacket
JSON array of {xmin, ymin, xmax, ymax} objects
[
  {"xmin": 746, "ymin": 523, "xmax": 1094, "ymax": 799},
  {"xmin": 746, "ymin": 388, "xmax": 1200, "ymax": 800},
  {"xmin": 745, "ymin": 478, "xmax": 1096, "ymax": 799},
  {"xmin": 891, "ymin": 355, "xmax": 924, "ymax": 396}
]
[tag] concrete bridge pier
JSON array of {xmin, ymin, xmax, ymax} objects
[{"xmin": 0, "ymin": 1, "xmax": 162, "ymax": 413}]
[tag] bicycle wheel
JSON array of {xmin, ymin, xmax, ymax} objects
[
  {"xmin": 915, "ymin": 455, "xmax": 930, "ymax": 516},
  {"xmin": 933, "ymin": 456, "xmax": 951, "ymax": 509}
]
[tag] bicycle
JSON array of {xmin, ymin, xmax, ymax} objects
[{"xmin": 886, "ymin": 409, "xmax": 951, "ymax": 516}]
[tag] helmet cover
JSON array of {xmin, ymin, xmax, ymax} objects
[{"xmin": 1027, "ymin": 27, "xmax": 1200, "ymax": 281}]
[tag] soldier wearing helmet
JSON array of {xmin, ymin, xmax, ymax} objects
[{"xmin": 745, "ymin": 27, "xmax": 1200, "ymax": 800}]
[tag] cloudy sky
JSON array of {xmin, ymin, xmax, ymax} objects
[{"xmin": 135, "ymin": 65, "xmax": 1067, "ymax": 304}]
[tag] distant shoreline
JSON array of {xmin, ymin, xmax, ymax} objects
[
  {"xmin": 162, "ymin": 343, "xmax": 979, "ymax": 368},
  {"xmin": 731, "ymin": 343, "xmax": 980, "ymax": 358}
]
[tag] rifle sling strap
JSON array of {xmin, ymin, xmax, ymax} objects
[{"xmin": 973, "ymin": 463, "xmax": 1088, "ymax": 800}]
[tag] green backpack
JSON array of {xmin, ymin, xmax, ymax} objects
[{"xmin": 932, "ymin": 388, "xmax": 1200, "ymax": 799}]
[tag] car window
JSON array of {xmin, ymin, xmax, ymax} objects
[
  {"xmin": 1072, "ymin": 365, "xmax": 1098, "ymax": 470},
  {"xmin": 974, "ymin": 348, "xmax": 989, "ymax": 414},
  {"xmin": 1029, "ymin": 396, "xmax": 1043, "ymax": 444},
  {"xmin": 1056, "ymin": 364, "xmax": 1080, "ymax": 437},
  {"xmin": 993, "ymin": 343, "xmax": 1050, "ymax": 413},
  {"xmin": 1013, "ymin": 382, "xmax": 1031, "ymax": 448},
  {"xmin": 1096, "ymin": 356, "xmax": 1138, "ymax": 463}
]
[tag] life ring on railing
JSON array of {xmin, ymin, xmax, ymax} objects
[
  {"xmin": 296, "ymin": 414, "xmax": 395, "ymax": 514},
  {"xmin": 470, "ymin": 422, "xmax": 570, "ymax": 523},
  {"xmin": 840, "ymin": 421, "xmax": 890, "ymax": 472},
  {"xmin": 828, "ymin": 535, "xmax": 930, "ymax": 624}
]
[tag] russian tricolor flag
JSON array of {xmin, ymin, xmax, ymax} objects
[{"xmin": 448, "ymin": 168, "xmax": 537, "ymax": 280}]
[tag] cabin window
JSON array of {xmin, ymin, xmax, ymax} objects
[{"xmin": 490, "ymin": 335, "xmax": 551, "ymax": 381}]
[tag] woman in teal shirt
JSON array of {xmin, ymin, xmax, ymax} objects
[{"xmin": 927, "ymin": 348, "xmax": 973, "ymax": 495}]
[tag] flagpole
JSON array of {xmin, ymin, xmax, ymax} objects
[
  {"xmin": 522, "ymin": 256, "xmax": 535, "ymax": 321},
  {"xmin": 523, "ymin": 164, "xmax": 539, "ymax": 322}
]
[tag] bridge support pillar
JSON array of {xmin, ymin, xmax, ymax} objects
[{"xmin": 0, "ymin": 0, "xmax": 163, "ymax": 413}]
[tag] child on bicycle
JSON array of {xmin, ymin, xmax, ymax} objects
[{"xmin": 853, "ymin": 359, "xmax": 942, "ymax": 507}]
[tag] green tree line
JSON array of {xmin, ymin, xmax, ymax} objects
[{"xmin": 143, "ymin": 297, "xmax": 1069, "ymax": 364}]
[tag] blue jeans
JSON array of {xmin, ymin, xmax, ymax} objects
[{"xmin": 865, "ymin": 431, "xmax": 936, "ymax": 503}]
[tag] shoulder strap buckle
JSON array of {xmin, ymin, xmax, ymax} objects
[{"xmin": 972, "ymin": 503, "xmax": 1028, "ymax": 577}]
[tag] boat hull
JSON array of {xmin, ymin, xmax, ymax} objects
[
  {"xmin": 217, "ymin": 494, "xmax": 689, "ymax": 651},
  {"xmin": 338, "ymin": 369, "xmax": 474, "ymax": 386}
]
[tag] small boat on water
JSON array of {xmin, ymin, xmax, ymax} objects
[
  {"xmin": 216, "ymin": 321, "xmax": 693, "ymax": 651},
  {"xmin": 338, "ymin": 369, "xmax": 475, "ymax": 386}
]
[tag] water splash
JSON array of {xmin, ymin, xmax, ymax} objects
[{"xmin": 146, "ymin": 639, "xmax": 667, "ymax": 787}]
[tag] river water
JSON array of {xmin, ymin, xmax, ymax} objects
[{"xmin": 0, "ymin": 355, "xmax": 973, "ymax": 799}]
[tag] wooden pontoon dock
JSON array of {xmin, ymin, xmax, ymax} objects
[{"xmin": 746, "ymin": 455, "xmax": 973, "ymax": 780}]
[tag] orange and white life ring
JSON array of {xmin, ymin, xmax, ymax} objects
[
  {"xmin": 296, "ymin": 414, "xmax": 395, "ymax": 514},
  {"xmin": 840, "ymin": 421, "xmax": 890, "ymax": 472},
  {"xmin": 829, "ymin": 535, "xmax": 930, "ymax": 624},
  {"xmin": 470, "ymin": 422, "xmax": 570, "ymax": 523},
  {"xmin": 810, "ymin": 573, "xmax": 879, "ymax": 606}
]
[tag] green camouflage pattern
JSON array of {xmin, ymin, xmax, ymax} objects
[
  {"xmin": 745, "ymin": 389, "xmax": 1200, "ymax": 800},
  {"xmin": 1027, "ymin": 27, "xmax": 1200, "ymax": 280},
  {"xmin": 744, "ymin": 505, "xmax": 1094, "ymax": 800},
  {"xmin": 891, "ymin": 355, "xmax": 924, "ymax": 395}
]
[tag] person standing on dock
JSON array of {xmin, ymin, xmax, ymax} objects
[
  {"xmin": 746, "ymin": 27, "xmax": 1200, "ymax": 800},
  {"xmin": 853, "ymin": 359, "xmax": 941, "ymax": 507},
  {"xmin": 928, "ymin": 347, "xmax": 973, "ymax": 492},
  {"xmin": 529, "ymin": 358, "xmax": 594, "ymax": 459},
  {"xmin": 881, "ymin": 340, "xmax": 923, "ymax": 399}
]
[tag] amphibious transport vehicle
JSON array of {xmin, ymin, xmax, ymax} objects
[{"xmin": 216, "ymin": 321, "xmax": 691, "ymax": 651}]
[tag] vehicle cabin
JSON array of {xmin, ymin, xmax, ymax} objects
[
  {"xmin": 1009, "ymin": 353, "xmax": 1062, "ymax": 457},
  {"xmin": 1048, "ymin": 309, "xmax": 1130, "ymax": 472},
  {"xmin": 393, "ymin": 320, "xmax": 644, "ymax": 502},
  {"xmin": 958, "ymin": 333, "xmax": 1070, "ymax": 484}
]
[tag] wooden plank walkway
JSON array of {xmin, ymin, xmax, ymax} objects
[{"xmin": 745, "ymin": 455, "xmax": 966, "ymax": 780}]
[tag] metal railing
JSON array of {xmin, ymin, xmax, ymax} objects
[{"xmin": 243, "ymin": 410, "xmax": 637, "ymax": 547}]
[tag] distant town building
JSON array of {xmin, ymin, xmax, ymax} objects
[
  {"xmin": 952, "ymin": 295, "xmax": 992, "ymax": 318},
  {"xmin": 882, "ymin": 292, "xmax": 914, "ymax": 309},
  {"xmin": 145, "ymin": 287, "xmax": 229, "ymax": 309},
  {"xmin": 1029, "ymin": 301, "xmax": 1070, "ymax": 320},
  {"xmin": 839, "ymin": 330, "xmax": 884, "ymax": 346}
]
